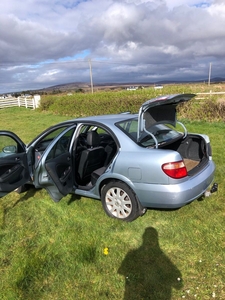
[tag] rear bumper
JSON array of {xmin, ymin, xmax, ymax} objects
[{"xmin": 134, "ymin": 160, "xmax": 216, "ymax": 209}]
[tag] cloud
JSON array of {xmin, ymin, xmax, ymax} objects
[{"xmin": 0, "ymin": 0, "xmax": 224, "ymax": 93}]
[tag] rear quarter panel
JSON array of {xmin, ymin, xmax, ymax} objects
[{"xmin": 112, "ymin": 148, "xmax": 183, "ymax": 185}]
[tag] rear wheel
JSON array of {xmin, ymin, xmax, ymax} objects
[{"xmin": 101, "ymin": 181, "xmax": 139, "ymax": 222}]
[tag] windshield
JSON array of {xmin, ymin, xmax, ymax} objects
[{"xmin": 116, "ymin": 118, "xmax": 182, "ymax": 148}]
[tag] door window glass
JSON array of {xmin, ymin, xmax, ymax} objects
[
  {"xmin": 35, "ymin": 127, "xmax": 69, "ymax": 152},
  {"xmin": 46, "ymin": 128, "xmax": 75, "ymax": 160},
  {"xmin": 116, "ymin": 118, "xmax": 138, "ymax": 140}
]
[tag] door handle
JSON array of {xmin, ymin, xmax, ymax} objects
[{"xmin": 60, "ymin": 166, "xmax": 71, "ymax": 183}]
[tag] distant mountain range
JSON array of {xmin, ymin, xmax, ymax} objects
[
  {"xmin": 37, "ymin": 77, "xmax": 225, "ymax": 93},
  {"xmin": 3, "ymin": 77, "xmax": 223, "ymax": 95}
]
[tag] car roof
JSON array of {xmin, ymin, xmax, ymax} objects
[{"xmin": 62, "ymin": 113, "xmax": 138, "ymax": 126}]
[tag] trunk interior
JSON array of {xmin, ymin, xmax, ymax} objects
[{"xmin": 160, "ymin": 134, "xmax": 209, "ymax": 175}]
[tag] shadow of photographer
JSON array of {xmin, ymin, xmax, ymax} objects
[{"xmin": 118, "ymin": 227, "xmax": 183, "ymax": 300}]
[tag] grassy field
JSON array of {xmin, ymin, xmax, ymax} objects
[{"xmin": 0, "ymin": 104, "xmax": 225, "ymax": 299}]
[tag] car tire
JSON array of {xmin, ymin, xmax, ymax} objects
[{"xmin": 101, "ymin": 181, "xmax": 139, "ymax": 222}]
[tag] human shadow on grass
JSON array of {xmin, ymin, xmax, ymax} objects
[{"xmin": 118, "ymin": 227, "xmax": 183, "ymax": 300}]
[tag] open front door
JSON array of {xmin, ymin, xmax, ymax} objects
[
  {"xmin": 0, "ymin": 131, "xmax": 30, "ymax": 198},
  {"xmin": 36, "ymin": 127, "xmax": 75, "ymax": 202}
]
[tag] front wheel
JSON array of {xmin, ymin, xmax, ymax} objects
[{"xmin": 101, "ymin": 181, "xmax": 140, "ymax": 222}]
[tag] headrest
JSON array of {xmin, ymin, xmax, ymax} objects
[{"xmin": 87, "ymin": 131, "xmax": 100, "ymax": 147}]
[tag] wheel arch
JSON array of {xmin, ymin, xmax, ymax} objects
[{"xmin": 98, "ymin": 176, "xmax": 147, "ymax": 217}]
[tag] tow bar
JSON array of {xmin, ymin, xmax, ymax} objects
[{"xmin": 205, "ymin": 183, "xmax": 218, "ymax": 197}]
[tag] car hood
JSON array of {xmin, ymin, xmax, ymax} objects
[{"xmin": 137, "ymin": 93, "xmax": 195, "ymax": 141}]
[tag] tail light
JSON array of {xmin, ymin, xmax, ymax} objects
[{"xmin": 162, "ymin": 160, "xmax": 187, "ymax": 179}]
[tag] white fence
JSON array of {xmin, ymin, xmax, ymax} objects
[
  {"xmin": 195, "ymin": 91, "xmax": 225, "ymax": 99},
  {"xmin": 0, "ymin": 95, "xmax": 40, "ymax": 109}
]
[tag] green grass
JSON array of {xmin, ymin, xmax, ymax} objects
[
  {"xmin": 0, "ymin": 107, "xmax": 69, "ymax": 143},
  {"xmin": 0, "ymin": 107, "xmax": 225, "ymax": 299}
]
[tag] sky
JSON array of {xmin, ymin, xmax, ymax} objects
[{"xmin": 0, "ymin": 0, "xmax": 225, "ymax": 93}]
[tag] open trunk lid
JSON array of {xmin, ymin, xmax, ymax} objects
[{"xmin": 137, "ymin": 93, "xmax": 195, "ymax": 141}]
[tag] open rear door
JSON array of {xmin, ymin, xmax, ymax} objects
[
  {"xmin": 35, "ymin": 126, "xmax": 75, "ymax": 202},
  {"xmin": 0, "ymin": 131, "xmax": 30, "ymax": 198}
]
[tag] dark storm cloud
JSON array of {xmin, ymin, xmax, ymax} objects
[{"xmin": 0, "ymin": 0, "xmax": 224, "ymax": 93}]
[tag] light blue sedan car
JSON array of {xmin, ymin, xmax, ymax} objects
[{"xmin": 0, "ymin": 94, "xmax": 216, "ymax": 221}]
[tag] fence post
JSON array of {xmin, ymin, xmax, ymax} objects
[
  {"xmin": 34, "ymin": 95, "xmax": 41, "ymax": 108},
  {"xmin": 18, "ymin": 97, "xmax": 21, "ymax": 107}
]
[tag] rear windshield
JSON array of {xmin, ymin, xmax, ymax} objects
[{"xmin": 116, "ymin": 118, "xmax": 182, "ymax": 147}]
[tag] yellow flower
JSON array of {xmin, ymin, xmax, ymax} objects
[{"xmin": 103, "ymin": 247, "xmax": 109, "ymax": 255}]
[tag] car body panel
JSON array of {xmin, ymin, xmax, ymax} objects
[
  {"xmin": 72, "ymin": 147, "xmax": 215, "ymax": 209},
  {"xmin": 111, "ymin": 148, "xmax": 183, "ymax": 184},
  {"xmin": 125, "ymin": 160, "xmax": 215, "ymax": 208}
]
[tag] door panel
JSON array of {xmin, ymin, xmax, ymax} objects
[
  {"xmin": 45, "ymin": 152, "xmax": 72, "ymax": 196},
  {"xmin": 37, "ymin": 127, "xmax": 75, "ymax": 202},
  {"xmin": 0, "ymin": 132, "xmax": 29, "ymax": 198}
]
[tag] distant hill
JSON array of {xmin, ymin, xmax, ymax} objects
[
  {"xmin": 5, "ymin": 77, "xmax": 224, "ymax": 96},
  {"xmin": 41, "ymin": 82, "xmax": 91, "ymax": 91},
  {"xmin": 37, "ymin": 77, "xmax": 225, "ymax": 93}
]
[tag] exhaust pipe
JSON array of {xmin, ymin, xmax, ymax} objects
[{"xmin": 210, "ymin": 183, "xmax": 218, "ymax": 193}]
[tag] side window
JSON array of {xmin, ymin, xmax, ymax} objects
[
  {"xmin": 35, "ymin": 127, "xmax": 68, "ymax": 152},
  {"xmin": 46, "ymin": 128, "xmax": 75, "ymax": 160},
  {"xmin": 0, "ymin": 136, "xmax": 19, "ymax": 158},
  {"xmin": 33, "ymin": 126, "xmax": 76, "ymax": 168},
  {"xmin": 116, "ymin": 119, "xmax": 138, "ymax": 140},
  {"xmin": 96, "ymin": 127, "xmax": 107, "ymax": 134}
]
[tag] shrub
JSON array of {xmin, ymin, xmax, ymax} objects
[
  {"xmin": 177, "ymin": 98, "xmax": 225, "ymax": 122},
  {"xmin": 39, "ymin": 85, "xmax": 225, "ymax": 122},
  {"xmin": 39, "ymin": 95, "xmax": 56, "ymax": 111}
]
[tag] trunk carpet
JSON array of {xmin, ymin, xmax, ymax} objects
[{"xmin": 183, "ymin": 158, "xmax": 199, "ymax": 171}]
